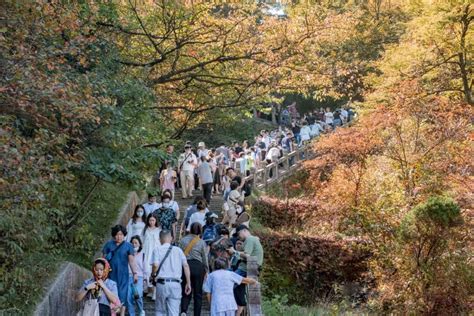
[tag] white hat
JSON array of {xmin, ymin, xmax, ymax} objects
[{"xmin": 198, "ymin": 142, "xmax": 205, "ymax": 148}]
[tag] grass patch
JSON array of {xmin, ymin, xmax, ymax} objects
[
  {"xmin": 11, "ymin": 181, "xmax": 134, "ymax": 315},
  {"xmin": 262, "ymin": 295, "xmax": 364, "ymax": 316}
]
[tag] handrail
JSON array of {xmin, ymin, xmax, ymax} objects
[
  {"xmin": 243, "ymin": 145, "xmax": 311, "ymax": 316},
  {"xmin": 246, "ymin": 256, "xmax": 263, "ymax": 316},
  {"xmin": 244, "ymin": 144, "xmax": 310, "ymax": 190}
]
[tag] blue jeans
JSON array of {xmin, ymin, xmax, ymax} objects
[
  {"xmin": 294, "ymin": 133, "xmax": 301, "ymax": 146},
  {"xmin": 127, "ymin": 275, "xmax": 144, "ymax": 316},
  {"xmin": 223, "ymin": 188, "xmax": 231, "ymax": 201}
]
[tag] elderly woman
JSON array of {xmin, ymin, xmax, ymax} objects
[
  {"xmin": 203, "ymin": 258, "xmax": 256, "ymax": 316},
  {"xmin": 77, "ymin": 258, "xmax": 120, "ymax": 316}
]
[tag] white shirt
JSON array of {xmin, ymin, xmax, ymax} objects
[
  {"xmin": 310, "ymin": 123, "xmax": 322, "ymax": 137},
  {"xmin": 143, "ymin": 202, "xmax": 159, "ymax": 216},
  {"xmin": 151, "ymin": 243, "xmax": 187, "ymax": 279},
  {"xmin": 325, "ymin": 112, "xmax": 334, "ymax": 124},
  {"xmin": 265, "ymin": 147, "xmax": 280, "ymax": 161},
  {"xmin": 341, "ymin": 109, "xmax": 348, "ymax": 120},
  {"xmin": 300, "ymin": 126, "xmax": 311, "ymax": 141},
  {"xmin": 262, "ymin": 136, "xmax": 270, "ymax": 149},
  {"xmin": 179, "ymin": 152, "xmax": 197, "ymax": 172},
  {"xmin": 187, "ymin": 211, "xmax": 207, "ymax": 231},
  {"xmin": 126, "ymin": 219, "xmax": 145, "ymax": 242},
  {"xmin": 197, "ymin": 149, "xmax": 209, "ymax": 159}
]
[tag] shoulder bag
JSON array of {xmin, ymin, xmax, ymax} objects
[
  {"xmin": 105, "ymin": 241, "xmax": 125, "ymax": 263},
  {"xmin": 183, "ymin": 236, "xmax": 200, "ymax": 257},
  {"xmin": 151, "ymin": 245, "xmax": 173, "ymax": 286}
]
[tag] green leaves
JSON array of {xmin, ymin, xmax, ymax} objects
[{"xmin": 399, "ymin": 196, "xmax": 461, "ymax": 242}]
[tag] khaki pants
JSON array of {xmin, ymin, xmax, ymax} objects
[
  {"xmin": 222, "ymin": 205, "xmax": 238, "ymax": 227},
  {"xmin": 155, "ymin": 282, "xmax": 181, "ymax": 316},
  {"xmin": 180, "ymin": 170, "xmax": 194, "ymax": 198}
]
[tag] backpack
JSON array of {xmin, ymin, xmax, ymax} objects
[{"xmin": 202, "ymin": 224, "xmax": 218, "ymax": 244}]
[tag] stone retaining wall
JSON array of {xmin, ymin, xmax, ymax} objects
[
  {"xmin": 34, "ymin": 191, "xmax": 140, "ymax": 316},
  {"xmin": 33, "ymin": 262, "xmax": 92, "ymax": 316}
]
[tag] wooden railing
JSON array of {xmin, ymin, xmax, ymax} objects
[
  {"xmin": 244, "ymin": 145, "xmax": 310, "ymax": 190},
  {"xmin": 242, "ymin": 145, "xmax": 311, "ymax": 316}
]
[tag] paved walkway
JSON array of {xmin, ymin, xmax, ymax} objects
[{"xmin": 142, "ymin": 188, "xmax": 224, "ymax": 315}]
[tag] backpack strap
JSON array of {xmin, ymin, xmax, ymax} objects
[{"xmin": 184, "ymin": 236, "xmax": 200, "ymax": 256}]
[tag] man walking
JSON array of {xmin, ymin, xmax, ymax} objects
[
  {"xmin": 228, "ymin": 225, "xmax": 264, "ymax": 316},
  {"xmin": 197, "ymin": 156, "xmax": 213, "ymax": 204},
  {"xmin": 178, "ymin": 145, "xmax": 197, "ymax": 199},
  {"xmin": 151, "ymin": 230, "xmax": 192, "ymax": 316}
]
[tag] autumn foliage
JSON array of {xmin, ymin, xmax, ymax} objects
[
  {"xmin": 1, "ymin": 0, "xmax": 472, "ymax": 314},
  {"xmin": 252, "ymin": 196, "xmax": 340, "ymax": 234},
  {"xmin": 257, "ymin": 231, "xmax": 371, "ymax": 303}
]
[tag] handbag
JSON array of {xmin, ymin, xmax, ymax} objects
[
  {"xmin": 77, "ymin": 295, "xmax": 100, "ymax": 316},
  {"xmin": 131, "ymin": 283, "xmax": 140, "ymax": 300}
]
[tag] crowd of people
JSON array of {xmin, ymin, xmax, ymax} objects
[
  {"xmin": 77, "ymin": 219, "xmax": 262, "ymax": 316},
  {"xmin": 153, "ymin": 105, "xmax": 354, "ymax": 204},
  {"xmin": 78, "ymin": 187, "xmax": 263, "ymax": 316},
  {"xmin": 77, "ymin": 105, "xmax": 353, "ymax": 316}
]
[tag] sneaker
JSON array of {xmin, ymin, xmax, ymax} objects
[
  {"xmin": 181, "ymin": 313, "xmax": 187, "ymax": 316},
  {"xmin": 140, "ymin": 312, "xmax": 146, "ymax": 316}
]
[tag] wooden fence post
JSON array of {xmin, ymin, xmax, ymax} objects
[{"xmin": 247, "ymin": 256, "xmax": 263, "ymax": 316}]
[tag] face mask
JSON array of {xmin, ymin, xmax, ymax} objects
[
  {"xmin": 137, "ymin": 211, "xmax": 144, "ymax": 217},
  {"xmin": 134, "ymin": 247, "xmax": 139, "ymax": 252},
  {"xmin": 163, "ymin": 202, "xmax": 170, "ymax": 207}
]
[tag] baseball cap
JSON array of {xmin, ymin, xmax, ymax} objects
[
  {"xmin": 205, "ymin": 212, "xmax": 218, "ymax": 219},
  {"xmin": 235, "ymin": 224, "xmax": 249, "ymax": 234}
]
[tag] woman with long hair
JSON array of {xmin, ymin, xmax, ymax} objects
[
  {"xmin": 126, "ymin": 205, "xmax": 146, "ymax": 242},
  {"xmin": 159, "ymin": 161, "xmax": 177, "ymax": 200},
  {"xmin": 142, "ymin": 213, "xmax": 161, "ymax": 299},
  {"xmin": 127, "ymin": 236, "xmax": 145, "ymax": 316},
  {"xmin": 179, "ymin": 222, "xmax": 209, "ymax": 316}
]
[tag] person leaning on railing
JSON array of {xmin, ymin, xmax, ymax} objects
[
  {"xmin": 203, "ymin": 257, "xmax": 257, "ymax": 316},
  {"xmin": 226, "ymin": 225, "xmax": 263, "ymax": 316}
]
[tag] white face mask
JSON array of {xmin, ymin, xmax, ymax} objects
[
  {"xmin": 162, "ymin": 202, "xmax": 170, "ymax": 207},
  {"xmin": 134, "ymin": 247, "xmax": 139, "ymax": 252}
]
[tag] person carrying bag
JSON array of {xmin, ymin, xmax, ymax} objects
[
  {"xmin": 179, "ymin": 223, "xmax": 209, "ymax": 316},
  {"xmin": 77, "ymin": 258, "xmax": 120, "ymax": 316},
  {"xmin": 150, "ymin": 230, "xmax": 192, "ymax": 315}
]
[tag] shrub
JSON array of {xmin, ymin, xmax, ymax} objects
[
  {"xmin": 252, "ymin": 196, "xmax": 339, "ymax": 233},
  {"xmin": 381, "ymin": 196, "xmax": 471, "ymax": 315},
  {"xmin": 257, "ymin": 231, "xmax": 372, "ymax": 304}
]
